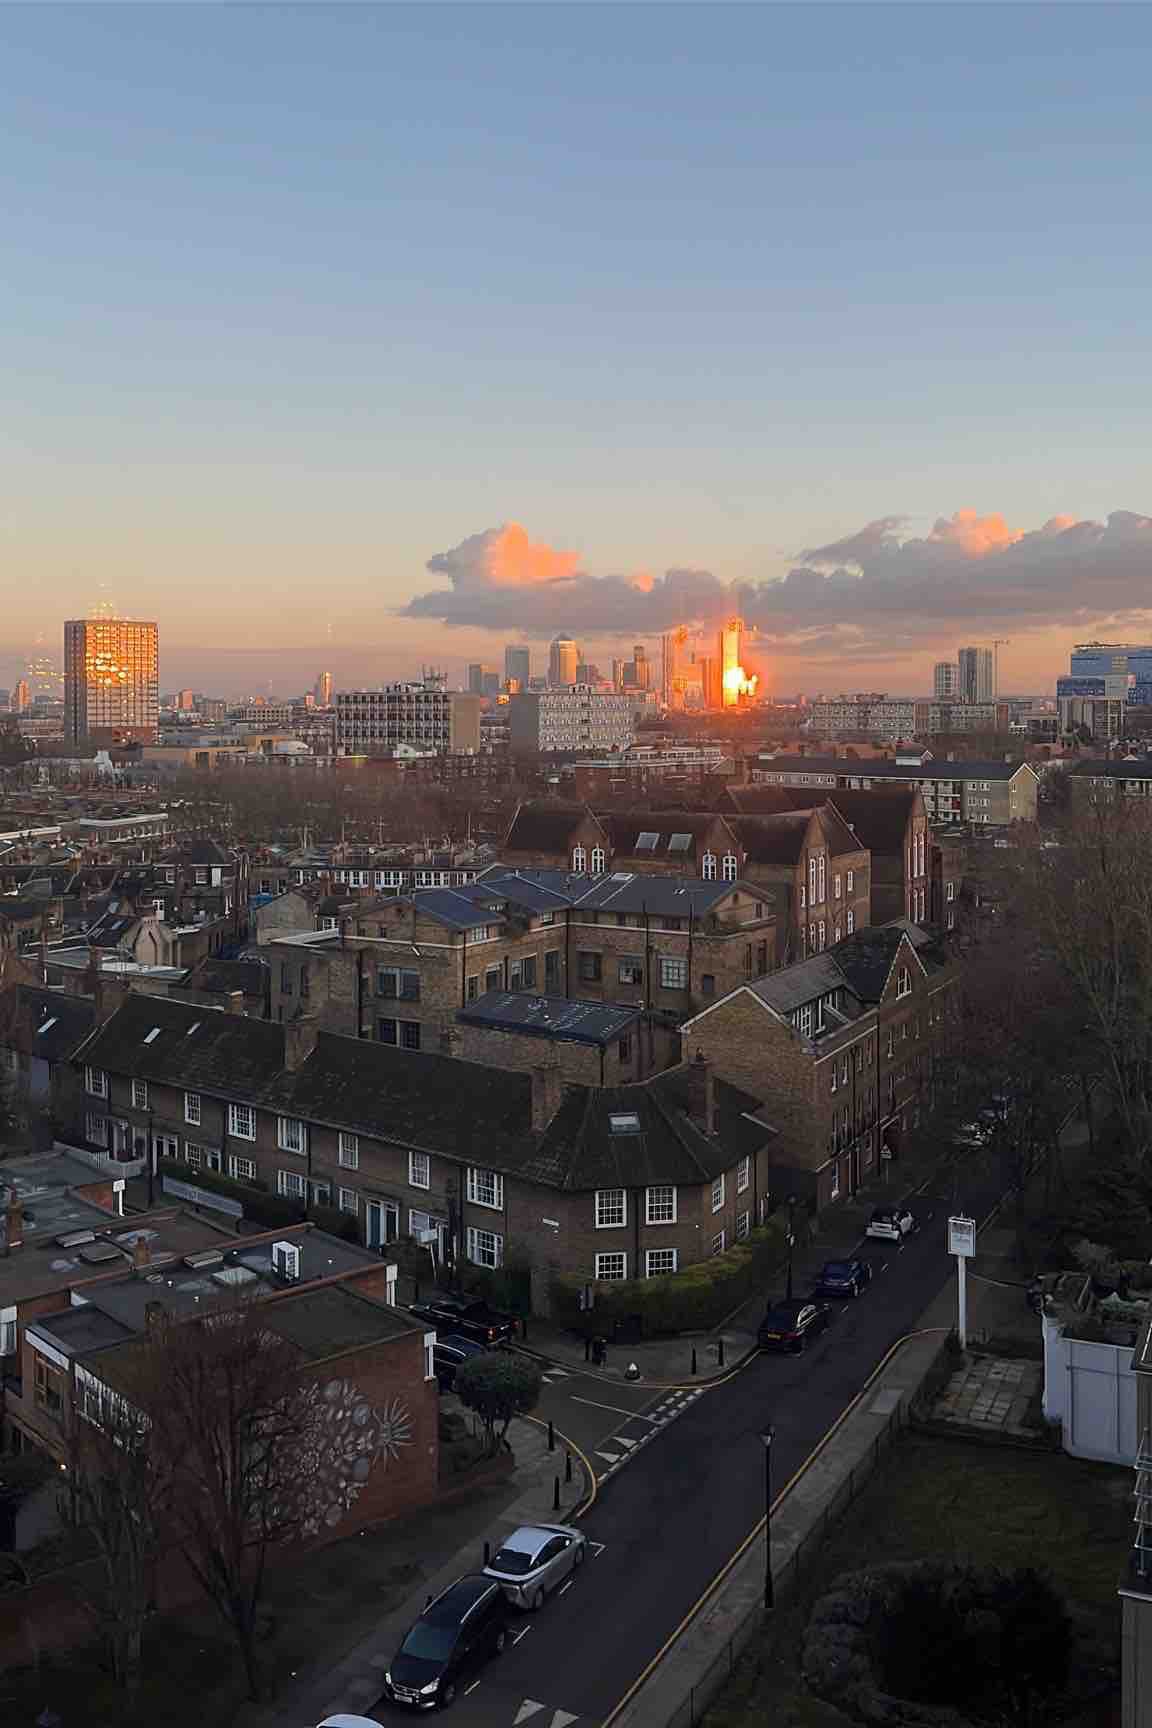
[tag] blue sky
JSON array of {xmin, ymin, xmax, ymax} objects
[{"xmin": 4, "ymin": 3, "xmax": 1151, "ymax": 694}]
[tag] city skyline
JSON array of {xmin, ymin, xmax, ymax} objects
[{"xmin": 4, "ymin": 8, "xmax": 1152, "ymax": 695}]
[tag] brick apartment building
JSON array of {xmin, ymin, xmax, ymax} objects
[
  {"xmin": 682, "ymin": 922, "xmax": 959, "ymax": 1209},
  {"xmin": 453, "ymin": 992, "xmax": 678, "ymax": 1086},
  {"xmin": 57, "ymin": 995, "xmax": 778, "ymax": 1302},
  {"xmin": 749, "ymin": 754, "xmax": 1038, "ymax": 827},
  {"xmin": 265, "ymin": 869, "xmax": 779, "ymax": 1046}
]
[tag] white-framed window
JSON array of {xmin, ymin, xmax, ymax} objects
[
  {"xmin": 646, "ymin": 1184, "xmax": 676, "ymax": 1224},
  {"xmin": 711, "ymin": 1174, "xmax": 725, "ymax": 1212},
  {"xmin": 409, "ymin": 1150, "xmax": 430, "ymax": 1189},
  {"xmin": 818, "ymin": 853, "xmax": 827, "ymax": 901},
  {"xmin": 796, "ymin": 1003, "xmax": 813, "ymax": 1038},
  {"xmin": 227, "ymin": 1102, "xmax": 255, "ymax": 1140},
  {"xmin": 184, "ymin": 1091, "xmax": 201, "ymax": 1126},
  {"xmin": 701, "ymin": 851, "xmax": 717, "ymax": 881},
  {"xmin": 830, "ymin": 1061, "xmax": 838, "ymax": 1093},
  {"xmin": 659, "ymin": 956, "xmax": 688, "ymax": 990},
  {"xmin": 711, "ymin": 1229, "xmax": 726, "ymax": 1255},
  {"xmin": 833, "ymin": 874, "xmax": 842, "ymax": 900},
  {"xmin": 277, "ymin": 1169, "xmax": 306, "ymax": 1200},
  {"xmin": 646, "ymin": 1248, "xmax": 678, "ymax": 1277},
  {"xmin": 829, "ymin": 1160, "xmax": 841, "ymax": 1201},
  {"xmin": 800, "ymin": 883, "xmax": 807, "ymax": 911},
  {"xmin": 131, "ymin": 1078, "xmax": 148, "ymax": 1110},
  {"xmin": 338, "ymin": 1131, "xmax": 359, "ymax": 1169},
  {"xmin": 895, "ymin": 966, "xmax": 912, "ymax": 998},
  {"xmin": 818, "ymin": 919, "xmax": 826, "ymax": 950},
  {"xmin": 571, "ymin": 846, "xmax": 586, "ymax": 872},
  {"xmin": 846, "ymin": 908, "xmax": 855, "ymax": 934},
  {"xmin": 467, "ymin": 1226, "xmax": 503, "ymax": 1269},
  {"xmin": 230, "ymin": 1155, "xmax": 257, "ymax": 1183},
  {"xmin": 590, "ymin": 846, "xmax": 605, "ymax": 873},
  {"xmin": 736, "ymin": 1210, "xmax": 750, "ymax": 1241},
  {"xmin": 595, "ymin": 1251, "xmax": 627, "ymax": 1281},
  {"xmin": 467, "ymin": 1167, "xmax": 504, "ymax": 1210},
  {"xmin": 338, "ymin": 1186, "xmax": 359, "ymax": 1215},
  {"xmin": 85, "ymin": 1066, "xmax": 107, "ymax": 1098},
  {"xmin": 721, "ymin": 853, "xmax": 738, "ymax": 882},
  {"xmin": 278, "ymin": 1116, "xmax": 305, "ymax": 1154},
  {"xmin": 736, "ymin": 1156, "xmax": 750, "ymax": 1193},
  {"xmin": 946, "ymin": 880, "xmax": 956, "ymax": 902},
  {"xmin": 808, "ymin": 856, "xmax": 818, "ymax": 903},
  {"xmin": 0, "ymin": 1305, "xmax": 17, "ymax": 1357},
  {"xmin": 847, "ymin": 868, "xmax": 855, "ymax": 893},
  {"xmin": 596, "ymin": 1188, "xmax": 626, "ymax": 1228},
  {"xmin": 86, "ymin": 1111, "xmax": 109, "ymax": 1147}
]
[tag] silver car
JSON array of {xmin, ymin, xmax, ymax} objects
[{"xmin": 483, "ymin": 1523, "xmax": 586, "ymax": 1610}]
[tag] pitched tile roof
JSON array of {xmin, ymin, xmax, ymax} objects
[
  {"xmin": 0, "ymin": 985, "xmax": 96, "ymax": 1062},
  {"xmin": 728, "ymin": 811, "xmax": 814, "ymax": 866},
  {"xmin": 457, "ymin": 992, "xmax": 641, "ymax": 1046},
  {"xmin": 504, "ymin": 802, "xmax": 600, "ymax": 853}
]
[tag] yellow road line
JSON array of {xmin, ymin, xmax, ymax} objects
[
  {"xmin": 523, "ymin": 1413, "xmax": 599, "ymax": 1520},
  {"xmin": 599, "ymin": 1325, "xmax": 949, "ymax": 1728}
]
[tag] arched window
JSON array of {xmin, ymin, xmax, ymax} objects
[
  {"xmin": 571, "ymin": 846, "xmax": 586, "ymax": 872},
  {"xmin": 721, "ymin": 853, "xmax": 738, "ymax": 882},
  {"xmin": 590, "ymin": 846, "xmax": 605, "ymax": 874},
  {"xmin": 701, "ymin": 852, "xmax": 717, "ymax": 881}
]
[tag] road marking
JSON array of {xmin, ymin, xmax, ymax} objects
[
  {"xmin": 465, "ymin": 1680, "xmax": 481, "ymax": 1695},
  {"xmin": 514, "ymin": 1699, "xmax": 545, "ymax": 1722},
  {"xmin": 570, "ymin": 1395, "xmax": 660, "ymax": 1422},
  {"xmin": 512, "ymin": 1627, "xmax": 532, "ymax": 1645},
  {"xmin": 594, "ymin": 1449, "xmax": 622, "ymax": 1464},
  {"xmin": 549, "ymin": 1368, "xmax": 571, "ymax": 1377},
  {"xmin": 549, "ymin": 1711, "xmax": 579, "ymax": 1728},
  {"xmin": 614, "ymin": 1435, "xmax": 636, "ymax": 1450},
  {"xmin": 559, "ymin": 1578, "xmax": 574, "ymax": 1595},
  {"xmin": 541, "ymin": 1375, "xmax": 557, "ymax": 1384},
  {"xmin": 523, "ymin": 1413, "xmax": 597, "ymax": 1520}
]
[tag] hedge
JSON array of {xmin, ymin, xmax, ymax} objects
[
  {"xmin": 548, "ymin": 1218, "xmax": 789, "ymax": 1337},
  {"xmin": 156, "ymin": 1158, "xmax": 358, "ymax": 1236}
]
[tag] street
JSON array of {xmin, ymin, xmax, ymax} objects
[{"xmin": 370, "ymin": 1150, "xmax": 1016, "ymax": 1728}]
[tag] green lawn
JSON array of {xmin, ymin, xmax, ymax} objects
[{"xmin": 705, "ymin": 1433, "xmax": 1129, "ymax": 1728}]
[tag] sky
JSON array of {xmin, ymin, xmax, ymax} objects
[{"xmin": 3, "ymin": 3, "xmax": 1152, "ymax": 698}]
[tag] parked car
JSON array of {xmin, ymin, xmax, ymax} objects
[
  {"xmin": 407, "ymin": 1295, "xmax": 520, "ymax": 1347},
  {"xmin": 812, "ymin": 1257, "xmax": 873, "ymax": 1299},
  {"xmin": 433, "ymin": 1333, "xmax": 488, "ymax": 1391},
  {"xmin": 318, "ymin": 1717, "xmax": 386, "ymax": 1728},
  {"xmin": 758, "ymin": 1297, "xmax": 832, "ymax": 1353},
  {"xmin": 951, "ymin": 1120, "xmax": 993, "ymax": 1149},
  {"xmin": 384, "ymin": 1574, "xmax": 509, "ymax": 1709},
  {"xmin": 865, "ymin": 1205, "xmax": 916, "ymax": 1242},
  {"xmin": 484, "ymin": 1522, "xmax": 586, "ymax": 1610}
]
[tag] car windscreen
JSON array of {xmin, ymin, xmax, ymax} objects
[
  {"xmin": 823, "ymin": 1262, "xmax": 853, "ymax": 1276},
  {"xmin": 490, "ymin": 1547, "xmax": 536, "ymax": 1575},
  {"xmin": 401, "ymin": 1620, "xmax": 458, "ymax": 1660}
]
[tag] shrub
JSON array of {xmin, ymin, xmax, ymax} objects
[
  {"xmin": 548, "ymin": 1219, "xmax": 788, "ymax": 1337},
  {"xmin": 158, "ymin": 1158, "xmax": 304, "ymax": 1229},
  {"xmin": 453, "ymin": 1353, "xmax": 542, "ymax": 1457}
]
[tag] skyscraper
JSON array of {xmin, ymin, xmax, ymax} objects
[
  {"xmin": 548, "ymin": 635, "xmax": 579, "ymax": 686},
  {"xmin": 10, "ymin": 679, "xmax": 30, "ymax": 713},
  {"xmin": 933, "ymin": 661, "xmax": 959, "ymax": 700},
  {"xmin": 957, "ymin": 646, "xmax": 993, "ymax": 704},
  {"xmin": 64, "ymin": 617, "xmax": 159, "ymax": 745},
  {"xmin": 314, "ymin": 670, "xmax": 333, "ymax": 707},
  {"xmin": 467, "ymin": 663, "xmax": 487, "ymax": 695},
  {"xmin": 504, "ymin": 646, "xmax": 531, "ymax": 688}
]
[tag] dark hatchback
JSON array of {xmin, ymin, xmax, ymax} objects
[
  {"xmin": 758, "ymin": 1297, "xmax": 833, "ymax": 1353},
  {"xmin": 812, "ymin": 1257, "xmax": 874, "ymax": 1299},
  {"xmin": 384, "ymin": 1574, "xmax": 509, "ymax": 1709},
  {"xmin": 408, "ymin": 1295, "xmax": 520, "ymax": 1347},
  {"xmin": 433, "ymin": 1334, "xmax": 488, "ymax": 1392}
]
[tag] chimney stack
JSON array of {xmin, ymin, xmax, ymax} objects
[
  {"xmin": 226, "ymin": 990, "xmax": 245, "ymax": 1015},
  {"xmin": 530, "ymin": 1059, "xmax": 564, "ymax": 1132},
  {"xmin": 132, "ymin": 1235, "xmax": 151, "ymax": 1270},
  {"xmin": 143, "ymin": 1300, "xmax": 166, "ymax": 1334},
  {"xmin": 282, "ymin": 1013, "xmax": 319, "ymax": 1072},
  {"xmin": 686, "ymin": 1048, "xmax": 717, "ymax": 1135}
]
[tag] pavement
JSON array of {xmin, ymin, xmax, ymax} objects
[
  {"xmin": 263, "ymin": 1118, "xmax": 1071, "ymax": 1728},
  {"xmin": 932, "ymin": 1355, "xmax": 1044, "ymax": 1438}
]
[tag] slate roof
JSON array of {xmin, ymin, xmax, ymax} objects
[
  {"xmin": 729, "ymin": 785, "xmax": 917, "ymax": 855},
  {"xmin": 0, "ymin": 898, "xmax": 48, "ymax": 924},
  {"xmin": 728, "ymin": 811, "xmax": 813, "ymax": 866},
  {"xmin": 74, "ymin": 996, "xmax": 771, "ymax": 1193},
  {"xmin": 504, "ymin": 802, "xmax": 600, "ymax": 853},
  {"xmin": 743, "ymin": 921, "xmax": 945, "ymax": 1023},
  {"xmin": 0, "ymin": 985, "xmax": 96, "ymax": 1063},
  {"xmin": 457, "ymin": 992, "xmax": 641, "ymax": 1046},
  {"xmin": 598, "ymin": 812, "xmax": 735, "ymax": 860},
  {"xmin": 1070, "ymin": 758, "xmax": 1152, "ymax": 780},
  {"xmin": 184, "ymin": 957, "xmax": 267, "ymax": 998},
  {"xmin": 477, "ymin": 868, "xmax": 769, "ymax": 918},
  {"xmin": 759, "ymin": 756, "xmax": 1034, "ymax": 784}
]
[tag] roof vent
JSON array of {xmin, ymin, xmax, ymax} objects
[
  {"xmin": 184, "ymin": 1249, "xmax": 224, "ymax": 1270},
  {"xmin": 56, "ymin": 1229, "xmax": 96, "ymax": 1249},
  {"xmin": 143, "ymin": 1027, "xmax": 162, "ymax": 1044},
  {"xmin": 271, "ymin": 1240, "xmax": 302, "ymax": 1283}
]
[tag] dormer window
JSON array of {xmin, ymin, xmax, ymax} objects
[
  {"xmin": 895, "ymin": 965, "xmax": 912, "ymax": 998},
  {"xmin": 571, "ymin": 846, "xmax": 586, "ymax": 872},
  {"xmin": 702, "ymin": 852, "xmax": 717, "ymax": 881},
  {"xmin": 590, "ymin": 847, "xmax": 605, "ymax": 873},
  {"xmin": 721, "ymin": 853, "xmax": 738, "ymax": 882}
]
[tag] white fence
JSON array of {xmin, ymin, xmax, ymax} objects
[{"xmin": 1043, "ymin": 1314, "xmax": 1139, "ymax": 1464}]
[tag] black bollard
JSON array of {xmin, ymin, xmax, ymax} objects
[
  {"xmin": 553, "ymin": 1475, "xmax": 561, "ymax": 1512},
  {"xmin": 521, "ymin": 1316, "xmax": 528, "ymax": 1342},
  {"xmin": 718, "ymin": 1337, "xmax": 726, "ymax": 1368},
  {"xmin": 548, "ymin": 1418, "xmax": 555, "ymax": 1452},
  {"xmin": 565, "ymin": 1451, "xmax": 573, "ymax": 1483},
  {"xmin": 691, "ymin": 1345, "xmax": 697, "ymax": 1375}
]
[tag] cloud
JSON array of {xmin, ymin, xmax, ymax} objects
[{"xmin": 402, "ymin": 510, "xmax": 1152, "ymax": 655}]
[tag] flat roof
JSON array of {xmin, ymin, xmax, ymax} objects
[{"xmin": 458, "ymin": 992, "xmax": 641, "ymax": 1046}]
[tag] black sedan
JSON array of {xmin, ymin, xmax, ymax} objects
[
  {"xmin": 433, "ymin": 1333, "xmax": 488, "ymax": 1391},
  {"xmin": 757, "ymin": 1297, "xmax": 833, "ymax": 1353},
  {"xmin": 812, "ymin": 1257, "xmax": 874, "ymax": 1299}
]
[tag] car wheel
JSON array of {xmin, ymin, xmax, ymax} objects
[
  {"xmin": 440, "ymin": 1682, "xmax": 457, "ymax": 1709},
  {"xmin": 494, "ymin": 1629, "xmax": 508, "ymax": 1655},
  {"xmin": 528, "ymin": 1588, "xmax": 545, "ymax": 1612}
]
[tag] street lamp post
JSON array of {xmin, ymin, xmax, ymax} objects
[
  {"xmin": 760, "ymin": 1425, "xmax": 775, "ymax": 1610},
  {"xmin": 785, "ymin": 1194, "xmax": 797, "ymax": 1300}
]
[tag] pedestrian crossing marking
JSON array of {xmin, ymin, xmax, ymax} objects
[
  {"xmin": 594, "ymin": 1449, "xmax": 621, "ymax": 1464},
  {"xmin": 514, "ymin": 1702, "xmax": 546, "ymax": 1724},
  {"xmin": 614, "ymin": 1435, "xmax": 636, "ymax": 1449},
  {"xmin": 550, "ymin": 1712, "xmax": 579, "ymax": 1728}
]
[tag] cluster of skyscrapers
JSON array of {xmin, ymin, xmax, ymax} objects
[{"xmin": 932, "ymin": 646, "xmax": 995, "ymax": 704}]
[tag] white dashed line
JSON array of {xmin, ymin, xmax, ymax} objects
[{"xmin": 594, "ymin": 1449, "xmax": 622, "ymax": 1464}]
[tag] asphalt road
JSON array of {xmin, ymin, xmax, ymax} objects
[{"xmin": 373, "ymin": 1153, "xmax": 1015, "ymax": 1728}]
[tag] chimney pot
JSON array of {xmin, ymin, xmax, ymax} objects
[
  {"xmin": 686, "ymin": 1053, "xmax": 717, "ymax": 1135},
  {"xmin": 227, "ymin": 989, "xmax": 245, "ymax": 1014},
  {"xmin": 133, "ymin": 1235, "xmax": 151, "ymax": 1269}
]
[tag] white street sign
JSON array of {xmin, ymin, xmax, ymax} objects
[{"xmin": 948, "ymin": 1215, "xmax": 976, "ymax": 1258}]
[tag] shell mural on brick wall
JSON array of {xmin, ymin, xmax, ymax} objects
[{"xmin": 300, "ymin": 1378, "xmax": 414, "ymax": 1536}]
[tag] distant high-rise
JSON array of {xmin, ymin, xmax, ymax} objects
[
  {"xmin": 314, "ymin": 670, "xmax": 333, "ymax": 707},
  {"xmin": 504, "ymin": 646, "xmax": 531, "ymax": 688},
  {"xmin": 548, "ymin": 635, "xmax": 579, "ymax": 686},
  {"xmin": 958, "ymin": 646, "xmax": 993, "ymax": 704},
  {"xmin": 467, "ymin": 663, "xmax": 487, "ymax": 695},
  {"xmin": 10, "ymin": 678, "xmax": 30, "ymax": 713},
  {"xmin": 933, "ymin": 661, "xmax": 959, "ymax": 700},
  {"xmin": 64, "ymin": 617, "xmax": 159, "ymax": 745}
]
